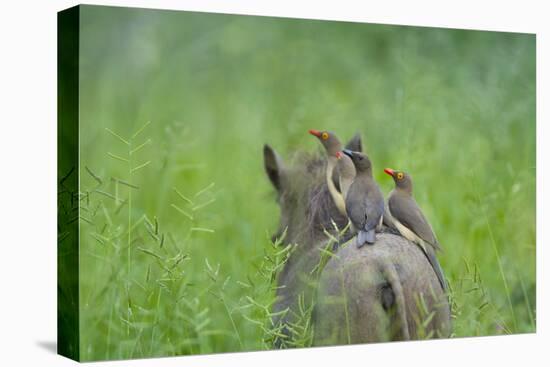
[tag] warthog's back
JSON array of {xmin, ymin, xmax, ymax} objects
[{"xmin": 313, "ymin": 233, "xmax": 451, "ymax": 345}]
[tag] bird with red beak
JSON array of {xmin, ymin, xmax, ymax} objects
[
  {"xmin": 335, "ymin": 150, "xmax": 355, "ymax": 200},
  {"xmin": 308, "ymin": 129, "xmax": 347, "ymax": 216},
  {"xmin": 384, "ymin": 168, "xmax": 447, "ymax": 291}
]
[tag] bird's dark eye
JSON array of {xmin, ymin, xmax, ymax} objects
[
  {"xmin": 397, "ymin": 172, "xmax": 404, "ymax": 180},
  {"xmin": 321, "ymin": 132, "xmax": 329, "ymax": 140}
]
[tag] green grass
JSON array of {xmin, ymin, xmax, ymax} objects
[{"xmin": 73, "ymin": 5, "xmax": 535, "ymax": 361}]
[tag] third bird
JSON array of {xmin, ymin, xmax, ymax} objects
[{"xmin": 384, "ymin": 168, "xmax": 447, "ymax": 291}]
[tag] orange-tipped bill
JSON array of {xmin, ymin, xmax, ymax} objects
[
  {"xmin": 308, "ymin": 129, "xmax": 321, "ymax": 137},
  {"xmin": 384, "ymin": 168, "xmax": 395, "ymax": 176}
]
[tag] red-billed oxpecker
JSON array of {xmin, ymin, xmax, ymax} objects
[
  {"xmin": 335, "ymin": 151, "xmax": 355, "ymax": 200},
  {"xmin": 384, "ymin": 168, "xmax": 447, "ymax": 291},
  {"xmin": 342, "ymin": 149, "xmax": 384, "ymax": 247},
  {"xmin": 308, "ymin": 129, "xmax": 348, "ymax": 216}
]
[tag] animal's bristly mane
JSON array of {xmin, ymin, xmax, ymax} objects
[{"xmin": 281, "ymin": 152, "xmax": 349, "ymax": 246}]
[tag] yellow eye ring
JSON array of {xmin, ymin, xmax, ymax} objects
[
  {"xmin": 321, "ymin": 132, "xmax": 329, "ymax": 140},
  {"xmin": 397, "ymin": 172, "xmax": 404, "ymax": 180}
]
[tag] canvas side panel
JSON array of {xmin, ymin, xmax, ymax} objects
[{"xmin": 57, "ymin": 5, "xmax": 80, "ymax": 361}]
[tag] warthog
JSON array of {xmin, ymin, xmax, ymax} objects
[{"xmin": 263, "ymin": 139, "xmax": 451, "ymax": 346}]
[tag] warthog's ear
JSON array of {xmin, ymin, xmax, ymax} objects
[
  {"xmin": 345, "ymin": 132, "xmax": 362, "ymax": 152},
  {"xmin": 263, "ymin": 144, "xmax": 285, "ymax": 191}
]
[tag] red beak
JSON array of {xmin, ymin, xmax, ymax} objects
[
  {"xmin": 308, "ymin": 129, "xmax": 321, "ymax": 138},
  {"xmin": 384, "ymin": 168, "xmax": 395, "ymax": 176}
]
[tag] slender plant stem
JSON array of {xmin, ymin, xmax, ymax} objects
[
  {"xmin": 339, "ymin": 265, "xmax": 351, "ymax": 344},
  {"xmin": 106, "ymin": 289, "xmax": 114, "ymax": 360},
  {"xmin": 150, "ymin": 289, "xmax": 162, "ymax": 355},
  {"xmin": 222, "ymin": 296, "xmax": 244, "ymax": 349},
  {"xmin": 517, "ymin": 268, "xmax": 535, "ymax": 330},
  {"xmin": 127, "ymin": 140, "xmax": 132, "ymax": 337},
  {"xmin": 472, "ymin": 175, "xmax": 518, "ymax": 331}
]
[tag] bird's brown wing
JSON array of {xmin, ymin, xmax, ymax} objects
[{"xmin": 388, "ymin": 194, "xmax": 440, "ymax": 250}]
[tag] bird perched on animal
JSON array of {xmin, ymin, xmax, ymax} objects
[
  {"xmin": 335, "ymin": 151, "xmax": 355, "ymax": 200},
  {"xmin": 337, "ymin": 150, "xmax": 393, "ymax": 235},
  {"xmin": 334, "ymin": 151, "xmax": 356, "ymax": 237},
  {"xmin": 342, "ymin": 149, "xmax": 385, "ymax": 247},
  {"xmin": 383, "ymin": 168, "xmax": 447, "ymax": 291},
  {"xmin": 308, "ymin": 129, "xmax": 356, "ymax": 216}
]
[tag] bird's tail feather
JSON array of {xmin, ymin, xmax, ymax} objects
[
  {"xmin": 357, "ymin": 230, "xmax": 376, "ymax": 248},
  {"xmin": 424, "ymin": 246, "xmax": 448, "ymax": 292}
]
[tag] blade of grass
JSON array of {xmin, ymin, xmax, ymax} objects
[{"xmin": 105, "ymin": 127, "xmax": 129, "ymax": 145}]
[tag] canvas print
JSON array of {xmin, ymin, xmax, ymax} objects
[{"xmin": 57, "ymin": 5, "xmax": 536, "ymax": 362}]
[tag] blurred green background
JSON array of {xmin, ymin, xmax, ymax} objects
[{"xmin": 74, "ymin": 5, "xmax": 535, "ymax": 361}]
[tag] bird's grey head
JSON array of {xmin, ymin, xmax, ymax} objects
[
  {"xmin": 384, "ymin": 168, "xmax": 413, "ymax": 193},
  {"xmin": 342, "ymin": 149, "xmax": 373, "ymax": 176},
  {"xmin": 308, "ymin": 129, "xmax": 341, "ymax": 157}
]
